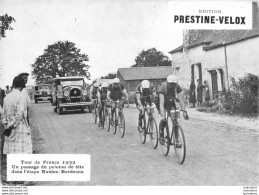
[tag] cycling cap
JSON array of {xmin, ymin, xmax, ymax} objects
[
  {"xmin": 141, "ymin": 80, "xmax": 150, "ymax": 89},
  {"xmin": 101, "ymin": 82, "xmax": 108, "ymax": 88},
  {"xmin": 167, "ymin": 74, "xmax": 177, "ymax": 83},
  {"xmin": 94, "ymin": 83, "xmax": 98, "ymax": 87},
  {"xmin": 113, "ymin": 78, "xmax": 120, "ymax": 83}
]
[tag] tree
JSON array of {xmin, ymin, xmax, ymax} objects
[
  {"xmin": 31, "ymin": 41, "xmax": 90, "ymax": 84},
  {"xmin": 101, "ymin": 73, "xmax": 117, "ymax": 79},
  {"xmin": 131, "ymin": 48, "xmax": 171, "ymax": 67},
  {"xmin": 0, "ymin": 14, "xmax": 15, "ymax": 39}
]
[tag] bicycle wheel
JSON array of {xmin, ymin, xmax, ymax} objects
[
  {"xmin": 173, "ymin": 124, "xmax": 186, "ymax": 164},
  {"xmin": 138, "ymin": 113, "xmax": 146, "ymax": 144},
  {"xmin": 159, "ymin": 120, "xmax": 170, "ymax": 156},
  {"xmin": 118, "ymin": 111, "xmax": 125, "ymax": 138},
  {"xmin": 148, "ymin": 117, "xmax": 158, "ymax": 149}
]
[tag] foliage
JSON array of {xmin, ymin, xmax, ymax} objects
[
  {"xmin": 31, "ymin": 41, "xmax": 90, "ymax": 84},
  {"xmin": 0, "ymin": 14, "xmax": 15, "ymax": 39},
  {"xmin": 101, "ymin": 73, "xmax": 117, "ymax": 79},
  {"xmin": 131, "ymin": 48, "xmax": 171, "ymax": 67},
  {"xmin": 227, "ymin": 73, "xmax": 258, "ymax": 114}
]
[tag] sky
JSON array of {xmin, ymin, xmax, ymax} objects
[{"xmin": 0, "ymin": 0, "xmax": 183, "ymax": 87}]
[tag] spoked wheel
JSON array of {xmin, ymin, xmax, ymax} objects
[
  {"xmin": 159, "ymin": 120, "xmax": 170, "ymax": 156},
  {"xmin": 138, "ymin": 114, "xmax": 146, "ymax": 144},
  {"xmin": 104, "ymin": 108, "xmax": 109, "ymax": 130},
  {"xmin": 118, "ymin": 111, "xmax": 125, "ymax": 138},
  {"xmin": 148, "ymin": 118, "xmax": 158, "ymax": 149},
  {"xmin": 173, "ymin": 124, "xmax": 186, "ymax": 164}
]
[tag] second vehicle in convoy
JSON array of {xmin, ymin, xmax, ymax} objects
[{"xmin": 33, "ymin": 84, "xmax": 52, "ymax": 103}]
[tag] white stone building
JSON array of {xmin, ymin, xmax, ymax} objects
[{"xmin": 169, "ymin": 2, "xmax": 259, "ymax": 100}]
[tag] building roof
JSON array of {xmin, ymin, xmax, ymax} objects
[
  {"xmin": 169, "ymin": 1, "xmax": 259, "ymax": 53},
  {"xmin": 118, "ymin": 66, "xmax": 173, "ymax": 81}
]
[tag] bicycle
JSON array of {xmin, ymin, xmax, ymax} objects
[
  {"xmin": 138, "ymin": 102, "xmax": 158, "ymax": 149},
  {"xmin": 159, "ymin": 109, "xmax": 189, "ymax": 164},
  {"xmin": 99, "ymin": 100, "xmax": 109, "ymax": 129},
  {"xmin": 108, "ymin": 100, "xmax": 126, "ymax": 138},
  {"xmin": 91, "ymin": 98, "xmax": 98, "ymax": 124}
]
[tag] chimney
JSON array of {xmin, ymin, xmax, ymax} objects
[{"xmin": 252, "ymin": 1, "xmax": 259, "ymax": 32}]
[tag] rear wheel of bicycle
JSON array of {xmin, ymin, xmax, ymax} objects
[
  {"xmin": 148, "ymin": 118, "xmax": 158, "ymax": 149},
  {"xmin": 138, "ymin": 114, "xmax": 146, "ymax": 144},
  {"xmin": 159, "ymin": 120, "xmax": 170, "ymax": 156},
  {"xmin": 118, "ymin": 111, "xmax": 125, "ymax": 138},
  {"xmin": 173, "ymin": 124, "xmax": 186, "ymax": 164}
]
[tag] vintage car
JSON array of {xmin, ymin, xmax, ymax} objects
[
  {"xmin": 51, "ymin": 76, "xmax": 91, "ymax": 114},
  {"xmin": 33, "ymin": 84, "xmax": 52, "ymax": 103}
]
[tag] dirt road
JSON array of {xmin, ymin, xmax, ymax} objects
[{"xmin": 30, "ymin": 102, "xmax": 258, "ymax": 186}]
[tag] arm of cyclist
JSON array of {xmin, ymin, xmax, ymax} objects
[
  {"xmin": 151, "ymin": 91, "xmax": 157, "ymax": 107},
  {"xmin": 177, "ymin": 92, "xmax": 189, "ymax": 120},
  {"xmin": 159, "ymin": 93, "xmax": 167, "ymax": 120},
  {"xmin": 97, "ymin": 90, "xmax": 101, "ymax": 106},
  {"xmin": 136, "ymin": 93, "xmax": 144, "ymax": 112}
]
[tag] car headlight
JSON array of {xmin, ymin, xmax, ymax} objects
[
  {"xmin": 82, "ymin": 90, "xmax": 87, "ymax": 96},
  {"xmin": 64, "ymin": 90, "xmax": 69, "ymax": 97}
]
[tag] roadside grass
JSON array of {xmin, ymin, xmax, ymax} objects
[{"xmin": 196, "ymin": 106, "xmax": 258, "ymax": 119}]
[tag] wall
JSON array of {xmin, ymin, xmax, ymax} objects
[
  {"xmin": 226, "ymin": 36, "xmax": 259, "ymax": 79},
  {"xmin": 171, "ymin": 36, "xmax": 259, "ymax": 100}
]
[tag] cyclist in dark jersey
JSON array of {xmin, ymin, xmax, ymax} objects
[
  {"xmin": 158, "ymin": 74, "xmax": 188, "ymax": 121},
  {"xmin": 90, "ymin": 82, "xmax": 99, "ymax": 101},
  {"xmin": 97, "ymin": 82, "xmax": 109, "ymax": 127},
  {"xmin": 107, "ymin": 78, "xmax": 129, "ymax": 123},
  {"xmin": 135, "ymin": 80, "xmax": 156, "ymax": 129}
]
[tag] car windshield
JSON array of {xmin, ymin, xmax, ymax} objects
[
  {"xmin": 38, "ymin": 85, "xmax": 50, "ymax": 90},
  {"xmin": 61, "ymin": 80, "xmax": 84, "ymax": 86}
]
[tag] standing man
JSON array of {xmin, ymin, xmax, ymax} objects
[
  {"xmin": 196, "ymin": 79, "xmax": 203, "ymax": 106},
  {"xmin": 0, "ymin": 87, "xmax": 5, "ymax": 108},
  {"xmin": 5, "ymin": 85, "xmax": 11, "ymax": 94},
  {"xmin": 189, "ymin": 79, "xmax": 196, "ymax": 108},
  {"xmin": 17, "ymin": 73, "xmax": 31, "ymax": 125}
]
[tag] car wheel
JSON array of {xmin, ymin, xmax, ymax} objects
[
  {"xmin": 81, "ymin": 108, "xmax": 85, "ymax": 113},
  {"xmin": 57, "ymin": 100, "xmax": 63, "ymax": 115},
  {"xmin": 35, "ymin": 99, "xmax": 38, "ymax": 104}
]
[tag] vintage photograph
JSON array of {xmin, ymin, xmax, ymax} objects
[{"xmin": 0, "ymin": 0, "xmax": 258, "ymax": 190}]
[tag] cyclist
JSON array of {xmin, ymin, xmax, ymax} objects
[
  {"xmin": 107, "ymin": 78, "xmax": 129, "ymax": 124},
  {"xmin": 90, "ymin": 81, "xmax": 99, "ymax": 117},
  {"xmin": 90, "ymin": 81, "xmax": 99, "ymax": 101},
  {"xmin": 97, "ymin": 82, "xmax": 109, "ymax": 127},
  {"xmin": 158, "ymin": 74, "xmax": 188, "ymax": 137},
  {"xmin": 135, "ymin": 80, "xmax": 156, "ymax": 130}
]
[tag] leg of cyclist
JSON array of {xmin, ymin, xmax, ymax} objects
[
  {"xmin": 110, "ymin": 101, "xmax": 115, "ymax": 126},
  {"xmin": 98, "ymin": 102, "xmax": 103, "ymax": 127}
]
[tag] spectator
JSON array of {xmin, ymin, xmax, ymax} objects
[
  {"xmin": 17, "ymin": 73, "xmax": 31, "ymax": 125},
  {"xmin": 202, "ymin": 80, "xmax": 210, "ymax": 106},
  {"xmin": 197, "ymin": 79, "xmax": 203, "ymax": 106},
  {"xmin": 1, "ymin": 76, "xmax": 34, "ymax": 185},
  {"xmin": 0, "ymin": 87, "xmax": 5, "ymax": 108},
  {"xmin": 189, "ymin": 79, "xmax": 196, "ymax": 108},
  {"xmin": 5, "ymin": 85, "xmax": 11, "ymax": 94}
]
